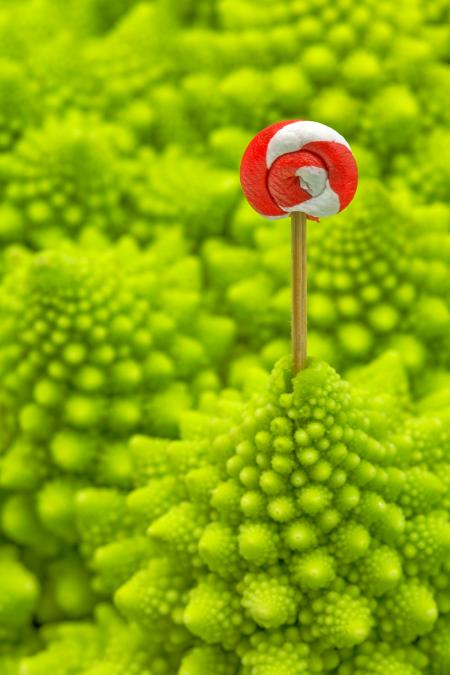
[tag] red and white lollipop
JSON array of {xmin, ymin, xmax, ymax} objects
[
  {"xmin": 240, "ymin": 120, "xmax": 358, "ymax": 375},
  {"xmin": 240, "ymin": 120, "xmax": 358, "ymax": 220}
]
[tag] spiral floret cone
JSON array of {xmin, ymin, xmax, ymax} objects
[
  {"xmin": 0, "ymin": 237, "xmax": 234, "ymax": 626},
  {"xmin": 78, "ymin": 354, "xmax": 450, "ymax": 673}
]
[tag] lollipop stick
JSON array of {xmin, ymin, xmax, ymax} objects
[{"xmin": 291, "ymin": 211, "xmax": 307, "ymax": 374}]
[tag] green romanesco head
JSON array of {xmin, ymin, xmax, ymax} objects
[
  {"xmin": 0, "ymin": 237, "xmax": 235, "ymax": 625},
  {"xmin": 0, "ymin": 0, "xmax": 448, "ymax": 672},
  {"xmin": 98, "ymin": 354, "xmax": 450, "ymax": 673},
  {"xmin": 19, "ymin": 603, "xmax": 180, "ymax": 675},
  {"xmin": 0, "ymin": 115, "xmax": 126, "ymax": 248},
  {"xmin": 222, "ymin": 179, "xmax": 450, "ymax": 385}
]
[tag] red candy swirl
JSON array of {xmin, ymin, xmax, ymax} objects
[{"xmin": 240, "ymin": 120, "xmax": 358, "ymax": 220}]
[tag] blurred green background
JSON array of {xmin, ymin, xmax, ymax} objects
[{"xmin": 0, "ymin": 0, "xmax": 449, "ymax": 672}]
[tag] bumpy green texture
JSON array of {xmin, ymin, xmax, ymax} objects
[
  {"xmin": 0, "ymin": 234, "xmax": 234, "ymax": 628},
  {"xmin": 19, "ymin": 604, "xmax": 184, "ymax": 675},
  {"xmin": 0, "ymin": 547, "xmax": 39, "ymax": 642},
  {"xmin": 68, "ymin": 355, "xmax": 448, "ymax": 674},
  {"xmin": 216, "ymin": 181, "xmax": 450, "ymax": 381},
  {"xmin": 0, "ymin": 0, "xmax": 448, "ymax": 379},
  {"xmin": 0, "ymin": 116, "xmax": 239, "ymax": 248},
  {"xmin": 0, "ymin": 0, "xmax": 449, "ymax": 671}
]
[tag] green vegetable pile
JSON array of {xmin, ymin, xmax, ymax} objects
[{"xmin": 0, "ymin": 0, "xmax": 449, "ymax": 673}]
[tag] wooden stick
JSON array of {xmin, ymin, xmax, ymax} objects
[{"xmin": 291, "ymin": 211, "xmax": 307, "ymax": 374}]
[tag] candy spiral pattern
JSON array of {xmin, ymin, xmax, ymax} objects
[{"xmin": 240, "ymin": 120, "xmax": 358, "ymax": 220}]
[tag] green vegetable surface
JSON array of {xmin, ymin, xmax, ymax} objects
[
  {"xmin": 0, "ymin": 0, "xmax": 449, "ymax": 672},
  {"xmin": 17, "ymin": 356, "xmax": 450, "ymax": 673}
]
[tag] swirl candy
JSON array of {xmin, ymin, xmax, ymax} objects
[
  {"xmin": 240, "ymin": 120, "xmax": 358, "ymax": 220},
  {"xmin": 240, "ymin": 120, "xmax": 359, "ymax": 374}
]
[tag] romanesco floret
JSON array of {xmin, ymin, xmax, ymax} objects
[
  {"xmin": 0, "ymin": 116, "xmax": 240, "ymax": 249},
  {"xmin": 20, "ymin": 603, "xmax": 180, "ymax": 675},
  {"xmin": 0, "ymin": 0, "xmax": 448, "ymax": 671},
  {"xmin": 405, "ymin": 129, "xmax": 450, "ymax": 202},
  {"xmin": 126, "ymin": 146, "xmax": 240, "ymax": 241},
  {"xmin": 83, "ymin": 2, "xmax": 175, "ymax": 109},
  {"xmin": 108, "ymin": 355, "xmax": 450, "ymax": 673},
  {"xmin": 0, "ymin": 237, "xmax": 234, "ymax": 625},
  {"xmin": 0, "ymin": 115, "xmax": 126, "ymax": 248},
  {"xmin": 223, "ymin": 179, "xmax": 450, "ymax": 383}
]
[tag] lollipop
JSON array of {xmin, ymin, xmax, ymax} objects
[{"xmin": 240, "ymin": 120, "xmax": 358, "ymax": 373}]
